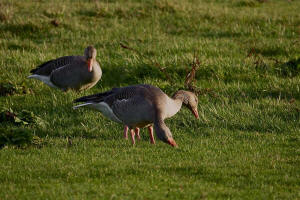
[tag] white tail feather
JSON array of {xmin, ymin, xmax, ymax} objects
[
  {"xmin": 27, "ymin": 74, "xmax": 57, "ymax": 88},
  {"xmin": 27, "ymin": 75, "xmax": 35, "ymax": 79},
  {"xmin": 73, "ymin": 102, "xmax": 122, "ymax": 123},
  {"xmin": 73, "ymin": 102, "xmax": 94, "ymax": 110}
]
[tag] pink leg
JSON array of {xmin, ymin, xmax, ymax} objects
[
  {"xmin": 124, "ymin": 126, "xmax": 129, "ymax": 139},
  {"xmin": 130, "ymin": 129, "xmax": 135, "ymax": 145},
  {"xmin": 148, "ymin": 126, "xmax": 155, "ymax": 144},
  {"xmin": 135, "ymin": 127, "xmax": 141, "ymax": 140}
]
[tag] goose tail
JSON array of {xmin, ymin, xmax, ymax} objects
[{"xmin": 73, "ymin": 102, "xmax": 94, "ymax": 110}]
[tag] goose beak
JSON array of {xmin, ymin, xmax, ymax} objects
[
  {"xmin": 192, "ymin": 108, "xmax": 199, "ymax": 119},
  {"xmin": 167, "ymin": 138, "xmax": 178, "ymax": 147},
  {"xmin": 87, "ymin": 59, "xmax": 92, "ymax": 72}
]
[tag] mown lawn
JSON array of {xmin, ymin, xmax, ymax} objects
[{"xmin": 0, "ymin": 0, "xmax": 299, "ymax": 199}]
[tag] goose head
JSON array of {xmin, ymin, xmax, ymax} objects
[
  {"xmin": 154, "ymin": 121, "xmax": 178, "ymax": 147},
  {"xmin": 173, "ymin": 90, "xmax": 199, "ymax": 119},
  {"xmin": 84, "ymin": 46, "xmax": 97, "ymax": 72}
]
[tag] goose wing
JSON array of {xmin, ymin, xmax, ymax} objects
[
  {"xmin": 30, "ymin": 56, "xmax": 77, "ymax": 76},
  {"xmin": 74, "ymin": 85, "xmax": 155, "ymax": 126},
  {"xmin": 49, "ymin": 58, "xmax": 93, "ymax": 90},
  {"xmin": 73, "ymin": 88, "xmax": 120, "ymax": 103}
]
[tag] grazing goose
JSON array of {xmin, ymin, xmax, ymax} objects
[
  {"xmin": 28, "ymin": 46, "xmax": 102, "ymax": 91},
  {"xmin": 73, "ymin": 84, "xmax": 199, "ymax": 147}
]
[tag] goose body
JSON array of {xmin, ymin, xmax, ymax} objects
[
  {"xmin": 28, "ymin": 46, "xmax": 102, "ymax": 91},
  {"xmin": 73, "ymin": 84, "xmax": 199, "ymax": 147}
]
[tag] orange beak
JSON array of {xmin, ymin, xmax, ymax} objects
[
  {"xmin": 167, "ymin": 138, "xmax": 178, "ymax": 147},
  {"xmin": 192, "ymin": 108, "xmax": 199, "ymax": 119},
  {"xmin": 87, "ymin": 59, "xmax": 92, "ymax": 72}
]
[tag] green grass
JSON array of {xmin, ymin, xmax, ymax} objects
[{"xmin": 0, "ymin": 0, "xmax": 300, "ymax": 199}]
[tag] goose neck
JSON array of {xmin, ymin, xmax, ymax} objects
[{"xmin": 165, "ymin": 96, "xmax": 183, "ymax": 118}]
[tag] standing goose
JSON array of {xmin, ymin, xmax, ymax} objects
[
  {"xmin": 28, "ymin": 46, "xmax": 102, "ymax": 91},
  {"xmin": 73, "ymin": 84, "xmax": 199, "ymax": 147}
]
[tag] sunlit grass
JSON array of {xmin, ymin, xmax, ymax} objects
[{"xmin": 0, "ymin": 0, "xmax": 299, "ymax": 199}]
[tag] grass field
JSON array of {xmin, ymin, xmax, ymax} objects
[{"xmin": 0, "ymin": 0, "xmax": 300, "ymax": 199}]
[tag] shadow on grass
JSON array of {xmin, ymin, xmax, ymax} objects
[
  {"xmin": 243, "ymin": 87, "xmax": 300, "ymax": 101},
  {"xmin": 276, "ymin": 57, "xmax": 300, "ymax": 78},
  {"xmin": 250, "ymin": 47, "xmax": 289, "ymax": 57},
  {"xmin": 77, "ymin": 6, "xmax": 150, "ymax": 20},
  {"xmin": 88, "ymin": 165, "xmax": 205, "ymax": 180},
  {"xmin": 164, "ymin": 25, "xmax": 247, "ymax": 38},
  {"xmin": 234, "ymin": 0, "xmax": 263, "ymax": 7},
  {"xmin": 1, "ymin": 23, "xmax": 54, "ymax": 40},
  {"xmin": 87, "ymin": 167, "xmax": 148, "ymax": 179},
  {"xmin": 99, "ymin": 63, "xmax": 171, "ymax": 88},
  {"xmin": 160, "ymin": 15, "xmax": 249, "ymax": 38},
  {"xmin": 200, "ymin": 31, "xmax": 245, "ymax": 39},
  {"xmin": 7, "ymin": 43, "xmax": 32, "ymax": 51},
  {"xmin": 162, "ymin": 166, "xmax": 206, "ymax": 177}
]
